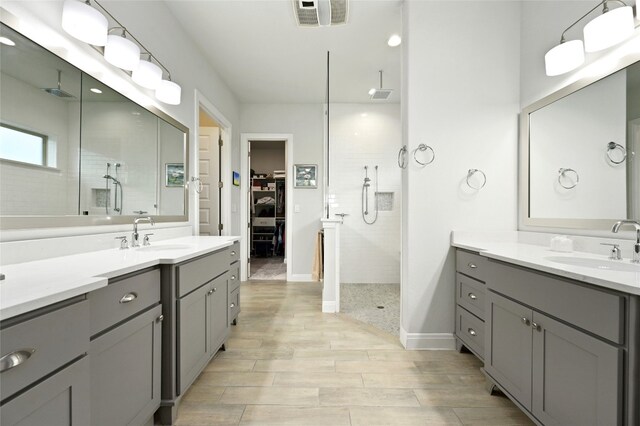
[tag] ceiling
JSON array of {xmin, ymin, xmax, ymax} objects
[{"xmin": 164, "ymin": 0, "xmax": 402, "ymax": 104}]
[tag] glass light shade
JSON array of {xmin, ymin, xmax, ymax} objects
[
  {"xmin": 104, "ymin": 34, "xmax": 140, "ymax": 71},
  {"xmin": 387, "ymin": 34, "xmax": 401, "ymax": 47},
  {"xmin": 132, "ymin": 60, "xmax": 162, "ymax": 89},
  {"xmin": 583, "ymin": 6, "xmax": 635, "ymax": 52},
  {"xmin": 61, "ymin": 0, "xmax": 108, "ymax": 46},
  {"xmin": 155, "ymin": 80, "xmax": 181, "ymax": 105},
  {"xmin": 544, "ymin": 40, "xmax": 585, "ymax": 76}
]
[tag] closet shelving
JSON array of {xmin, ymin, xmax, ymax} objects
[{"xmin": 251, "ymin": 176, "xmax": 285, "ymax": 257}]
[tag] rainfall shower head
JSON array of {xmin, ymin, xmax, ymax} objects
[
  {"xmin": 369, "ymin": 70, "xmax": 393, "ymax": 100},
  {"xmin": 42, "ymin": 70, "xmax": 75, "ymax": 98}
]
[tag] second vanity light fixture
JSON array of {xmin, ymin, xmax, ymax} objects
[
  {"xmin": 61, "ymin": 0, "xmax": 181, "ymax": 105},
  {"xmin": 544, "ymin": 0, "xmax": 637, "ymax": 76}
]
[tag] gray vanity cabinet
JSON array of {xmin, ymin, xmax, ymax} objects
[
  {"xmin": 87, "ymin": 267, "xmax": 162, "ymax": 426},
  {"xmin": 0, "ymin": 298, "xmax": 90, "ymax": 426},
  {"xmin": 210, "ymin": 274, "xmax": 229, "ymax": 352},
  {"xmin": 484, "ymin": 259, "xmax": 633, "ymax": 426},
  {"xmin": 455, "ymin": 250, "xmax": 487, "ymax": 360},
  {"xmin": 229, "ymin": 241, "xmax": 241, "ymax": 325}
]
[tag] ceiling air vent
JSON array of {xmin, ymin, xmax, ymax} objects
[{"xmin": 292, "ymin": 0, "xmax": 348, "ymax": 27}]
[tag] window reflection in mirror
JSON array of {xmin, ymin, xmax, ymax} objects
[{"xmin": 0, "ymin": 24, "xmax": 81, "ymax": 216}]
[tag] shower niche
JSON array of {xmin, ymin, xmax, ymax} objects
[{"xmin": 0, "ymin": 22, "xmax": 187, "ymax": 226}]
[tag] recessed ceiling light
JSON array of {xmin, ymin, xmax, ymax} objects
[
  {"xmin": 90, "ymin": 88, "xmax": 102, "ymax": 94},
  {"xmin": 368, "ymin": 88, "xmax": 376, "ymax": 96},
  {"xmin": 360, "ymin": 113, "xmax": 368, "ymax": 117},
  {"xmin": 387, "ymin": 34, "xmax": 401, "ymax": 47},
  {"xmin": 0, "ymin": 37, "xmax": 16, "ymax": 46}
]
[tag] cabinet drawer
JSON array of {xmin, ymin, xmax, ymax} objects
[
  {"xmin": 89, "ymin": 268, "xmax": 160, "ymax": 336},
  {"xmin": 230, "ymin": 241, "xmax": 240, "ymax": 264},
  {"xmin": 487, "ymin": 260, "xmax": 625, "ymax": 344},
  {"xmin": 456, "ymin": 306, "xmax": 484, "ymax": 359},
  {"xmin": 253, "ymin": 217, "xmax": 275, "ymax": 227},
  {"xmin": 230, "ymin": 287, "xmax": 240, "ymax": 322},
  {"xmin": 456, "ymin": 250, "xmax": 488, "ymax": 282},
  {"xmin": 457, "ymin": 273, "xmax": 485, "ymax": 320},
  {"xmin": 0, "ymin": 300, "xmax": 89, "ymax": 401},
  {"xmin": 177, "ymin": 249, "xmax": 229, "ymax": 297},
  {"xmin": 229, "ymin": 264, "xmax": 240, "ymax": 292}
]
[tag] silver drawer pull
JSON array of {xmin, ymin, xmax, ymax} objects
[
  {"xmin": 468, "ymin": 293, "xmax": 477, "ymax": 300},
  {"xmin": 231, "ymin": 275, "xmax": 236, "ymax": 280},
  {"xmin": 231, "ymin": 251, "xmax": 236, "ymax": 256},
  {"xmin": 531, "ymin": 322, "xmax": 542, "ymax": 332},
  {"xmin": 119, "ymin": 292, "xmax": 138, "ymax": 304},
  {"xmin": 467, "ymin": 328, "xmax": 477, "ymax": 337},
  {"xmin": 208, "ymin": 289, "xmax": 214, "ymax": 295},
  {"xmin": 213, "ymin": 287, "xmax": 217, "ymax": 292},
  {"xmin": 230, "ymin": 303, "xmax": 235, "ymax": 308},
  {"xmin": 468, "ymin": 263, "xmax": 477, "ymax": 269},
  {"xmin": 521, "ymin": 317, "xmax": 531, "ymax": 326},
  {"xmin": 156, "ymin": 315, "xmax": 164, "ymax": 322},
  {"xmin": 0, "ymin": 348, "xmax": 36, "ymax": 373}
]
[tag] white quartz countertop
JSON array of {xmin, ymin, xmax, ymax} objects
[
  {"xmin": 0, "ymin": 236, "xmax": 240, "ymax": 321},
  {"xmin": 451, "ymin": 232, "xmax": 640, "ymax": 295}
]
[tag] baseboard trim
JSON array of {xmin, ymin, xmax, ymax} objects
[
  {"xmin": 288, "ymin": 273, "xmax": 314, "ymax": 282},
  {"xmin": 400, "ymin": 327, "xmax": 456, "ymax": 350},
  {"xmin": 322, "ymin": 301, "xmax": 336, "ymax": 313}
]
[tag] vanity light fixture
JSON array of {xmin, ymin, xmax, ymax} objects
[
  {"xmin": 545, "ymin": 0, "xmax": 637, "ymax": 76},
  {"xmin": 387, "ymin": 34, "xmax": 401, "ymax": 47},
  {"xmin": 104, "ymin": 29, "xmax": 140, "ymax": 71},
  {"xmin": 0, "ymin": 36, "xmax": 16, "ymax": 46},
  {"xmin": 90, "ymin": 87, "xmax": 102, "ymax": 94},
  {"xmin": 61, "ymin": 0, "xmax": 108, "ymax": 46},
  {"xmin": 132, "ymin": 55, "xmax": 163, "ymax": 90},
  {"xmin": 59, "ymin": 0, "xmax": 182, "ymax": 105}
]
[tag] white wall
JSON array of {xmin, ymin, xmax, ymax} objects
[
  {"xmin": 240, "ymin": 104, "xmax": 324, "ymax": 277},
  {"xmin": 1, "ymin": 0, "xmax": 241, "ymax": 242},
  {"xmin": 401, "ymin": 1, "xmax": 520, "ymax": 348},
  {"xmin": 529, "ymin": 70, "xmax": 627, "ymax": 219},
  {"xmin": 328, "ymin": 103, "xmax": 401, "ymax": 284}
]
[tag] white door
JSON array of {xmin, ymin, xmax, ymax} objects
[{"xmin": 199, "ymin": 127, "xmax": 220, "ymax": 236}]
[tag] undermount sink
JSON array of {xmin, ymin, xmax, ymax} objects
[
  {"xmin": 545, "ymin": 256, "xmax": 640, "ymax": 272},
  {"xmin": 136, "ymin": 244, "xmax": 194, "ymax": 252}
]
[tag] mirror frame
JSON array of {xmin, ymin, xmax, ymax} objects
[
  {"xmin": 519, "ymin": 50, "xmax": 640, "ymax": 232},
  {"xmin": 0, "ymin": 20, "xmax": 190, "ymax": 230}
]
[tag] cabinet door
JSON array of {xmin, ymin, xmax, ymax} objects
[
  {"xmin": 485, "ymin": 291, "xmax": 533, "ymax": 409},
  {"xmin": 90, "ymin": 304, "xmax": 162, "ymax": 426},
  {"xmin": 210, "ymin": 274, "xmax": 229, "ymax": 352},
  {"xmin": 532, "ymin": 311, "xmax": 622, "ymax": 426},
  {"xmin": 177, "ymin": 283, "xmax": 211, "ymax": 395},
  {"xmin": 0, "ymin": 357, "xmax": 89, "ymax": 426}
]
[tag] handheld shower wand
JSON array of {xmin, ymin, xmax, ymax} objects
[{"xmin": 362, "ymin": 165, "xmax": 379, "ymax": 225}]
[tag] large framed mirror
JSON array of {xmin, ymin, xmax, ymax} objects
[
  {"xmin": 0, "ymin": 22, "xmax": 189, "ymax": 229},
  {"xmin": 520, "ymin": 51, "xmax": 640, "ymax": 231}
]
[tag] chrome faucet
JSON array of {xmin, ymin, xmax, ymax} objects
[
  {"xmin": 611, "ymin": 220, "xmax": 640, "ymax": 263},
  {"xmin": 132, "ymin": 217, "xmax": 154, "ymax": 247}
]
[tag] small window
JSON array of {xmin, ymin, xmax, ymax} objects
[{"xmin": 0, "ymin": 123, "xmax": 48, "ymax": 166}]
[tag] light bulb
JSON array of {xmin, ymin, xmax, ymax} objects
[
  {"xmin": 583, "ymin": 6, "xmax": 635, "ymax": 52},
  {"xmin": 368, "ymin": 88, "xmax": 376, "ymax": 95},
  {"xmin": 104, "ymin": 34, "xmax": 140, "ymax": 71},
  {"xmin": 387, "ymin": 34, "xmax": 401, "ymax": 47},
  {"xmin": 61, "ymin": 0, "xmax": 108, "ymax": 46},
  {"xmin": 132, "ymin": 59, "xmax": 163, "ymax": 89},
  {"xmin": 155, "ymin": 80, "xmax": 181, "ymax": 105},
  {"xmin": 544, "ymin": 40, "xmax": 585, "ymax": 76}
]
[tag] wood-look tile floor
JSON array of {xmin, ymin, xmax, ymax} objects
[{"xmin": 174, "ymin": 281, "xmax": 534, "ymax": 426}]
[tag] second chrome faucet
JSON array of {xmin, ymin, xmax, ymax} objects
[
  {"xmin": 611, "ymin": 220, "xmax": 640, "ymax": 264},
  {"xmin": 132, "ymin": 217, "xmax": 154, "ymax": 248}
]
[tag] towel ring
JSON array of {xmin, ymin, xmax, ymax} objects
[
  {"xmin": 413, "ymin": 144, "xmax": 435, "ymax": 166},
  {"xmin": 190, "ymin": 176, "xmax": 203, "ymax": 193},
  {"xmin": 466, "ymin": 169, "xmax": 486, "ymax": 190},
  {"xmin": 558, "ymin": 168, "xmax": 579, "ymax": 189},
  {"xmin": 606, "ymin": 142, "xmax": 626, "ymax": 164},
  {"xmin": 398, "ymin": 145, "xmax": 408, "ymax": 169}
]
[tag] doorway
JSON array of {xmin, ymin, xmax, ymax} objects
[
  {"xmin": 247, "ymin": 140, "xmax": 287, "ymax": 280},
  {"xmin": 198, "ymin": 108, "xmax": 222, "ymax": 235}
]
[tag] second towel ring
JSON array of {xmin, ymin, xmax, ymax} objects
[
  {"xmin": 190, "ymin": 176, "xmax": 204, "ymax": 193},
  {"xmin": 413, "ymin": 144, "xmax": 435, "ymax": 166},
  {"xmin": 466, "ymin": 169, "xmax": 486, "ymax": 190},
  {"xmin": 558, "ymin": 168, "xmax": 579, "ymax": 189},
  {"xmin": 606, "ymin": 142, "xmax": 626, "ymax": 164},
  {"xmin": 398, "ymin": 145, "xmax": 408, "ymax": 169}
]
